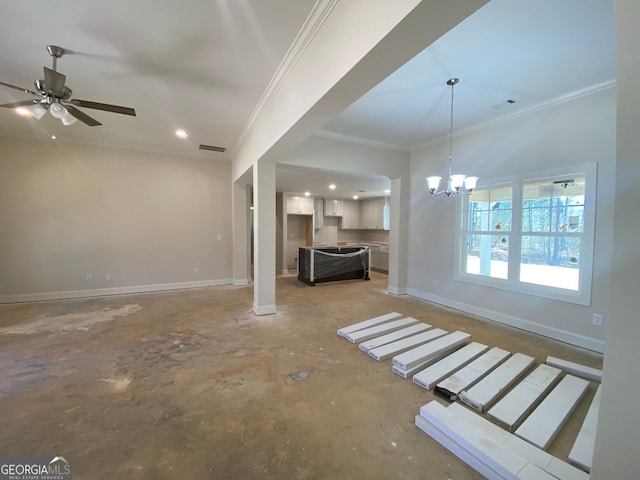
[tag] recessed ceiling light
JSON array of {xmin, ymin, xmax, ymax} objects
[
  {"xmin": 353, "ymin": 195, "xmax": 359, "ymax": 200},
  {"xmin": 304, "ymin": 191, "xmax": 311, "ymax": 197},
  {"xmin": 329, "ymin": 184, "xmax": 336, "ymax": 190},
  {"xmin": 175, "ymin": 128, "xmax": 188, "ymax": 138}
]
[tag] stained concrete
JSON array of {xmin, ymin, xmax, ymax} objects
[{"xmin": 0, "ymin": 273, "xmax": 602, "ymax": 479}]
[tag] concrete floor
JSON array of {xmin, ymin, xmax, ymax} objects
[{"xmin": 0, "ymin": 272, "xmax": 603, "ymax": 479}]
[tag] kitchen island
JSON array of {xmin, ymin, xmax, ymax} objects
[{"xmin": 297, "ymin": 246, "xmax": 370, "ymax": 286}]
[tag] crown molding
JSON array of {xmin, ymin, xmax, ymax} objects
[
  {"xmin": 411, "ymin": 79, "xmax": 617, "ymax": 153},
  {"xmin": 313, "ymin": 129, "xmax": 409, "ymax": 152},
  {"xmin": 230, "ymin": 0, "xmax": 339, "ymax": 158}
]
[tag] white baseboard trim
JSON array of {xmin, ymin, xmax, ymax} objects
[
  {"xmin": 406, "ymin": 288, "xmax": 605, "ymax": 354},
  {"xmin": 253, "ymin": 304, "xmax": 277, "ymax": 315},
  {"xmin": 232, "ymin": 279, "xmax": 249, "ymax": 286},
  {"xmin": 0, "ymin": 279, "xmax": 233, "ymax": 304},
  {"xmin": 387, "ymin": 286, "xmax": 408, "ymax": 295}
]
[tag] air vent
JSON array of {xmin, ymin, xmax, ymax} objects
[
  {"xmin": 492, "ymin": 99, "xmax": 518, "ymax": 109},
  {"xmin": 199, "ymin": 144, "xmax": 226, "ymax": 153}
]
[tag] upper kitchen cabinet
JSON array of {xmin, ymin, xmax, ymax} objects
[
  {"xmin": 286, "ymin": 194, "xmax": 314, "ymax": 215},
  {"xmin": 313, "ymin": 197, "xmax": 324, "ymax": 228},
  {"xmin": 324, "ymin": 198, "xmax": 343, "ymax": 217},
  {"xmin": 360, "ymin": 197, "xmax": 389, "ymax": 230},
  {"xmin": 341, "ymin": 200, "xmax": 360, "ymax": 230}
]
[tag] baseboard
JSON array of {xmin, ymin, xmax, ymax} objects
[
  {"xmin": 232, "ymin": 279, "xmax": 249, "ymax": 286},
  {"xmin": 406, "ymin": 288, "xmax": 605, "ymax": 354},
  {"xmin": 253, "ymin": 303, "xmax": 277, "ymax": 315},
  {"xmin": 387, "ymin": 286, "xmax": 408, "ymax": 295},
  {"xmin": 0, "ymin": 279, "xmax": 233, "ymax": 304}
]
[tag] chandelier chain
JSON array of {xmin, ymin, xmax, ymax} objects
[{"xmin": 448, "ymin": 79, "xmax": 455, "ymax": 178}]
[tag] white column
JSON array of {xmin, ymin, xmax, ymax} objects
[
  {"xmin": 591, "ymin": 1, "xmax": 640, "ymax": 477},
  {"xmin": 252, "ymin": 160, "xmax": 277, "ymax": 315},
  {"xmin": 232, "ymin": 181, "xmax": 249, "ymax": 286},
  {"xmin": 388, "ymin": 176, "xmax": 409, "ymax": 295}
]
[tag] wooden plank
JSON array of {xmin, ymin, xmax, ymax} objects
[
  {"xmin": 392, "ymin": 356, "xmax": 441, "ymax": 379},
  {"xmin": 415, "ymin": 414, "xmax": 507, "ymax": 480},
  {"xmin": 547, "ymin": 457, "xmax": 590, "ymax": 480},
  {"xmin": 358, "ymin": 323, "xmax": 431, "ymax": 353},
  {"xmin": 436, "ymin": 347, "xmax": 511, "ymax": 400},
  {"xmin": 368, "ymin": 328, "xmax": 448, "ymax": 361},
  {"xmin": 459, "ymin": 353, "xmax": 535, "ymax": 412},
  {"xmin": 487, "ymin": 364, "xmax": 562, "ymax": 431},
  {"xmin": 336, "ymin": 312, "xmax": 403, "ymax": 338},
  {"xmin": 392, "ymin": 331, "xmax": 471, "ymax": 370},
  {"xmin": 448, "ymin": 402, "xmax": 589, "ymax": 480},
  {"xmin": 413, "ymin": 342, "xmax": 489, "ymax": 391},
  {"xmin": 515, "ymin": 374, "xmax": 589, "ymax": 450},
  {"xmin": 418, "ymin": 401, "xmax": 556, "ymax": 480},
  {"xmin": 345, "ymin": 317, "xmax": 419, "ymax": 344},
  {"xmin": 568, "ymin": 384, "xmax": 602, "ymax": 473},
  {"xmin": 546, "ymin": 356, "xmax": 602, "ymax": 382}
]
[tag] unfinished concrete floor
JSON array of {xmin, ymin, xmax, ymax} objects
[{"xmin": 0, "ymin": 273, "xmax": 603, "ymax": 479}]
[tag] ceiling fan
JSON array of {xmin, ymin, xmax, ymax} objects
[{"xmin": 0, "ymin": 45, "xmax": 136, "ymax": 127}]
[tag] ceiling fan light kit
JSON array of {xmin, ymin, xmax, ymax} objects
[
  {"xmin": 426, "ymin": 78, "xmax": 478, "ymax": 197},
  {"xmin": 15, "ymin": 103, "xmax": 48, "ymax": 119},
  {"xmin": 0, "ymin": 45, "xmax": 136, "ymax": 128}
]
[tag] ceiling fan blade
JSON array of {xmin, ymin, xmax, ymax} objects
[
  {"xmin": 44, "ymin": 67, "xmax": 66, "ymax": 97},
  {"xmin": 64, "ymin": 104, "xmax": 102, "ymax": 127},
  {"xmin": 0, "ymin": 99, "xmax": 40, "ymax": 109},
  {"xmin": 69, "ymin": 99, "xmax": 136, "ymax": 116},
  {"xmin": 0, "ymin": 81, "xmax": 39, "ymax": 96}
]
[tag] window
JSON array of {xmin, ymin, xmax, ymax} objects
[{"xmin": 456, "ymin": 164, "xmax": 596, "ymax": 305}]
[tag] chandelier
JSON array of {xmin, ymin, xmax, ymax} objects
[{"xmin": 426, "ymin": 78, "xmax": 478, "ymax": 197}]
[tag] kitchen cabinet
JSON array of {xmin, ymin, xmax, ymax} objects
[
  {"xmin": 379, "ymin": 252, "xmax": 389, "ymax": 272},
  {"xmin": 369, "ymin": 248, "xmax": 380, "ymax": 269},
  {"xmin": 313, "ymin": 197, "xmax": 324, "ymax": 228},
  {"xmin": 341, "ymin": 200, "xmax": 360, "ymax": 229},
  {"xmin": 287, "ymin": 194, "xmax": 313, "ymax": 215},
  {"xmin": 360, "ymin": 198, "xmax": 386, "ymax": 230},
  {"xmin": 324, "ymin": 198, "xmax": 343, "ymax": 217}
]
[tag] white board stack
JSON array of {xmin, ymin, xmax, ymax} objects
[
  {"xmin": 569, "ymin": 384, "xmax": 602, "ymax": 473},
  {"xmin": 413, "ymin": 342, "xmax": 489, "ymax": 391},
  {"xmin": 358, "ymin": 323, "xmax": 432, "ymax": 353},
  {"xmin": 459, "ymin": 353, "xmax": 535, "ymax": 412},
  {"xmin": 336, "ymin": 312, "xmax": 403, "ymax": 338},
  {"xmin": 515, "ymin": 374, "xmax": 589, "ymax": 450},
  {"xmin": 392, "ymin": 331, "xmax": 471, "ymax": 378},
  {"xmin": 445, "ymin": 402, "xmax": 590, "ymax": 480},
  {"xmin": 368, "ymin": 328, "xmax": 448, "ymax": 362},
  {"xmin": 416, "ymin": 401, "xmax": 557, "ymax": 480},
  {"xmin": 487, "ymin": 364, "xmax": 562, "ymax": 431},
  {"xmin": 345, "ymin": 317, "xmax": 419, "ymax": 344},
  {"xmin": 546, "ymin": 356, "xmax": 603, "ymax": 382},
  {"xmin": 435, "ymin": 347, "xmax": 511, "ymax": 400}
]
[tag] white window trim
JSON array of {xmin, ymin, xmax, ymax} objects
[{"xmin": 454, "ymin": 163, "xmax": 597, "ymax": 306}]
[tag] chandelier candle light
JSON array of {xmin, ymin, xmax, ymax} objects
[{"xmin": 426, "ymin": 78, "xmax": 478, "ymax": 197}]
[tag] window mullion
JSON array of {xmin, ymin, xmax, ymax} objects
[{"xmin": 509, "ymin": 181, "xmax": 523, "ymax": 283}]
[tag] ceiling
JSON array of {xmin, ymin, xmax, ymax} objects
[{"xmin": 0, "ymin": 0, "xmax": 615, "ymax": 199}]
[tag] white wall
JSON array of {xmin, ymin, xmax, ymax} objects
[
  {"xmin": 408, "ymin": 87, "xmax": 616, "ymax": 352},
  {"xmin": 0, "ymin": 137, "xmax": 233, "ymax": 302},
  {"xmin": 592, "ymin": 1, "xmax": 640, "ymax": 475},
  {"xmin": 283, "ymin": 134, "xmax": 409, "ymax": 178}
]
